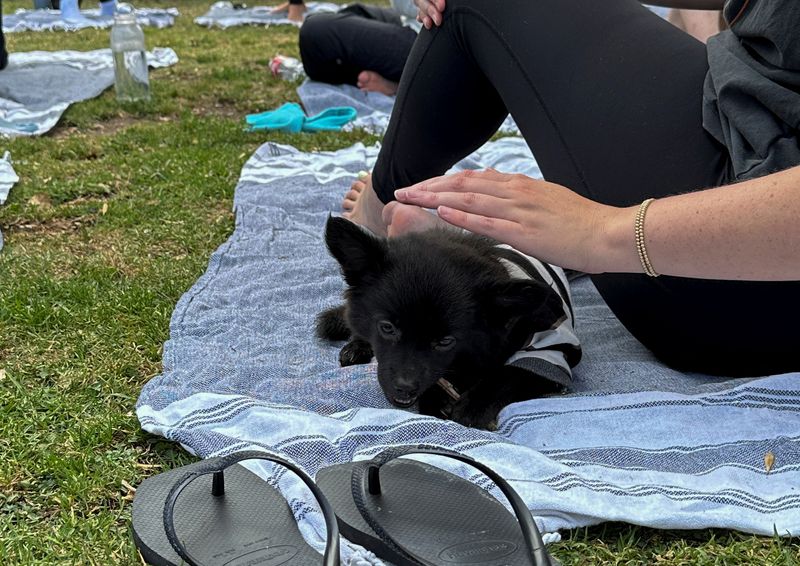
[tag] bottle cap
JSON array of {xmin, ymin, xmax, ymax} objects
[{"xmin": 114, "ymin": 2, "xmax": 136, "ymax": 23}]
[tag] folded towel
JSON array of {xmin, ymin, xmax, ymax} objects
[{"xmin": 0, "ymin": 48, "xmax": 178, "ymax": 137}]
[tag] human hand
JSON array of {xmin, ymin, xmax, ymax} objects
[
  {"xmin": 394, "ymin": 169, "xmax": 638, "ymax": 274},
  {"xmin": 413, "ymin": 0, "xmax": 445, "ymax": 29}
]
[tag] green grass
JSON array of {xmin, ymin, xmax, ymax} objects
[{"xmin": 0, "ymin": 1, "xmax": 798, "ymax": 563}]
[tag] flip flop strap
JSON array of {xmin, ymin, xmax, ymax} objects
[
  {"xmin": 163, "ymin": 450, "xmax": 340, "ymax": 566},
  {"xmin": 350, "ymin": 445, "xmax": 555, "ymax": 566}
]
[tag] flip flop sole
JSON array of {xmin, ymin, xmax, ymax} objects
[
  {"xmin": 132, "ymin": 460, "xmax": 322, "ymax": 566},
  {"xmin": 316, "ymin": 459, "xmax": 535, "ymax": 566},
  {"xmin": 317, "ymin": 463, "xmax": 414, "ymax": 566}
]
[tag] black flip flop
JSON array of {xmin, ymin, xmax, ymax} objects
[
  {"xmin": 316, "ymin": 446, "xmax": 559, "ymax": 566},
  {"xmin": 132, "ymin": 450, "xmax": 340, "ymax": 566}
]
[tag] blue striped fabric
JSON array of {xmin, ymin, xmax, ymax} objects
[{"xmin": 136, "ymin": 140, "xmax": 800, "ymax": 562}]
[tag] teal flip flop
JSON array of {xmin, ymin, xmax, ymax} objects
[
  {"xmin": 302, "ymin": 106, "xmax": 357, "ymax": 132},
  {"xmin": 245, "ymin": 102, "xmax": 306, "ymax": 132}
]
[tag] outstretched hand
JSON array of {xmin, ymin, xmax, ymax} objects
[
  {"xmin": 413, "ymin": 0, "xmax": 445, "ymax": 28},
  {"xmin": 394, "ymin": 169, "xmax": 636, "ymax": 274}
]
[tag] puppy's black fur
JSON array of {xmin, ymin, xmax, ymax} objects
[{"xmin": 317, "ymin": 216, "xmax": 564, "ymax": 429}]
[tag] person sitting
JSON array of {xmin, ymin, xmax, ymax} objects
[
  {"xmin": 342, "ymin": 0, "xmax": 800, "ymax": 377},
  {"xmin": 292, "ymin": 0, "xmax": 418, "ymax": 95}
]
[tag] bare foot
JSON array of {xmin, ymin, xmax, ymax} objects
[
  {"xmin": 342, "ymin": 179, "xmax": 364, "ymax": 213},
  {"xmin": 342, "ymin": 173, "xmax": 389, "ymax": 236},
  {"xmin": 356, "ymin": 71, "xmax": 399, "ymax": 96},
  {"xmin": 383, "ymin": 201, "xmax": 451, "ymax": 238}
]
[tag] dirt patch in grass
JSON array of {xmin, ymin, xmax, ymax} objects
[
  {"xmin": 52, "ymin": 115, "xmax": 171, "ymax": 139},
  {"xmin": 4, "ymin": 215, "xmax": 96, "ymax": 236}
]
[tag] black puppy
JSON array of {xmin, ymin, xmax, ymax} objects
[{"xmin": 317, "ymin": 216, "xmax": 577, "ymax": 429}]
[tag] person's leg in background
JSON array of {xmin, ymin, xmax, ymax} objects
[
  {"xmin": 357, "ymin": 0, "xmax": 799, "ymax": 376},
  {"xmin": 0, "ymin": 2, "xmax": 7, "ymax": 70},
  {"xmin": 271, "ymin": 0, "xmax": 306, "ymax": 23},
  {"xmin": 299, "ymin": 9, "xmax": 417, "ymax": 94}
]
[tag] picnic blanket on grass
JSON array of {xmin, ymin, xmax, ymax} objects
[
  {"xmin": 195, "ymin": 1, "xmax": 338, "ymax": 28},
  {"xmin": 0, "ymin": 48, "xmax": 178, "ymax": 137},
  {"xmin": 136, "ymin": 139, "xmax": 800, "ymax": 563},
  {"xmin": 2, "ymin": 6, "xmax": 178, "ymax": 32}
]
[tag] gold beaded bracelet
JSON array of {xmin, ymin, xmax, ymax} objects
[{"xmin": 634, "ymin": 198, "xmax": 659, "ymax": 277}]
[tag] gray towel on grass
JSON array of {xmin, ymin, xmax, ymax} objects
[
  {"xmin": 2, "ymin": 7, "xmax": 178, "ymax": 32},
  {"xmin": 0, "ymin": 48, "xmax": 178, "ymax": 137},
  {"xmin": 195, "ymin": 1, "xmax": 338, "ymax": 28}
]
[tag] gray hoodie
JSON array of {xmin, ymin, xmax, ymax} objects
[{"xmin": 703, "ymin": 0, "xmax": 800, "ymax": 181}]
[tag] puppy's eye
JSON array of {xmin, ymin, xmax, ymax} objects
[
  {"xmin": 434, "ymin": 336, "xmax": 456, "ymax": 351},
  {"xmin": 378, "ymin": 320, "xmax": 396, "ymax": 337}
]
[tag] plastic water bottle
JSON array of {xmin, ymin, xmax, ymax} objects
[
  {"xmin": 269, "ymin": 55, "xmax": 306, "ymax": 82},
  {"xmin": 110, "ymin": 3, "xmax": 150, "ymax": 102}
]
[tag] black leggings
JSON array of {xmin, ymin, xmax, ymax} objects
[
  {"xmin": 371, "ymin": 0, "xmax": 800, "ymax": 377},
  {"xmin": 299, "ymin": 8, "xmax": 417, "ymax": 87}
]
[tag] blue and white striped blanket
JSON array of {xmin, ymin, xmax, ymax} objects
[{"xmin": 136, "ymin": 139, "xmax": 800, "ymax": 563}]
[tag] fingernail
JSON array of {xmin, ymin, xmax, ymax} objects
[{"xmin": 394, "ymin": 189, "xmax": 406, "ymax": 199}]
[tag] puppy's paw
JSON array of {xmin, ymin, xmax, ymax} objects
[
  {"xmin": 339, "ymin": 338, "xmax": 373, "ymax": 366},
  {"xmin": 316, "ymin": 305, "xmax": 351, "ymax": 341}
]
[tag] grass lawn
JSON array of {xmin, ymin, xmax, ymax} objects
[{"xmin": 0, "ymin": 1, "xmax": 797, "ymax": 563}]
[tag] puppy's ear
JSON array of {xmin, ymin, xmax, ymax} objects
[
  {"xmin": 324, "ymin": 216, "xmax": 388, "ymax": 286},
  {"xmin": 487, "ymin": 279, "xmax": 563, "ymax": 335}
]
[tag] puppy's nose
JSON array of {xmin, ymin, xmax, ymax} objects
[
  {"xmin": 390, "ymin": 379, "xmax": 420, "ymax": 408},
  {"xmin": 394, "ymin": 379, "xmax": 419, "ymax": 396}
]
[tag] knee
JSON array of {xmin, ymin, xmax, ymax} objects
[
  {"xmin": 298, "ymin": 13, "xmax": 338, "ymax": 55},
  {"xmin": 299, "ymin": 13, "xmax": 359, "ymax": 84},
  {"xmin": 298, "ymin": 13, "xmax": 343, "ymax": 79}
]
